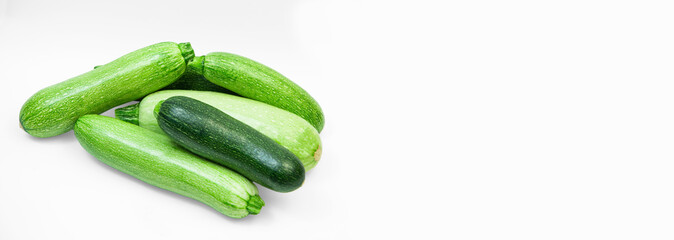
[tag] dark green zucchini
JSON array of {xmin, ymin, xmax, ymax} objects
[
  {"xmin": 156, "ymin": 96, "xmax": 305, "ymax": 193},
  {"xmin": 20, "ymin": 42, "xmax": 193, "ymax": 138},
  {"xmin": 189, "ymin": 52, "xmax": 325, "ymax": 132},
  {"xmin": 115, "ymin": 90, "xmax": 322, "ymax": 170}
]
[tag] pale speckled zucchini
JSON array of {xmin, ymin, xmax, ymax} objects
[
  {"xmin": 74, "ymin": 114, "xmax": 263, "ymax": 218},
  {"xmin": 115, "ymin": 90, "xmax": 322, "ymax": 170},
  {"xmin": 20, "ymin": 42, "xmax": 193, "ymax": 138}
]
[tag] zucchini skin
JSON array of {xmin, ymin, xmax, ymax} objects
[
  {"xmin": 189, "ymin": 52, "xmax": 325, "ymax": 132},
  {"xmin": 117, "ymin": 90, "xmax": 322, "ymax": 170},
  {"xmin": 157, "ymin": 96, "xmax": 306, "ymax": 193},
  {"xmin": 20, "ymin": 42, "xmax": 193, "ymax": 138},
  {"xmin": 74, "ymin": 115, "xmax": 263, "ymax": 218}
]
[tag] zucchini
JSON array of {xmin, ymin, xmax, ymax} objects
[
  {"xmin": 74, "ymin": 114, "xmax": 263, "ymax": 218},
  {"xmin": 189, "ymin": 52, "xmax": 325, "ymax": 132},
  {"xmin": 20, "ymin": 42, "xmax": 193, "ymax": 138},
  {"xmin": 115, "ymin": 90, "xmax": 322, "ymax": 170},
  {"xmin": 156, "ymin": 96, "xmax": 306, "ymax": 193}
]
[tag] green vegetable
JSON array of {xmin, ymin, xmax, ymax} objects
[
  {"xmin": 20, "ymin": 42, "xmax": 194, "ymax": 138},
  {"xmin": 189, "ymin": 52, "xmax": 325, "ymax": 132},
  {"xmin": 74, "ymin": 114, "xmax": 263, "ymax": 218},
  {"xmin": 115, "ymin": 90, "xmax": 322, "ymax": 170},
  {"xmin": 156, "ymin": 96, "xmax": 306, "ymax": 193}
]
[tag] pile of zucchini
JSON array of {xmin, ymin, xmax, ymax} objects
[{"xmin": 19, "ymin": 42, "xmax": 324, "ymax": 219}]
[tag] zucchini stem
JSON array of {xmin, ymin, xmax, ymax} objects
[
  {"xmin": 153, "ymin": 100, "xmax": 165, "ymax": 118},
  {"xmin": 178, "ymin": 42, "xmax": 195, "ymax": 64},
  {"xmin": 115, "ymin": 103, "xmax": 140, "ymax": 125},
  {"xmin": 246, "ymin": 195, "xmax": 265, "ymax": 215},
  {"xmin": 188, "ymin": 56, "xmax": 206, "ymax": 75}
]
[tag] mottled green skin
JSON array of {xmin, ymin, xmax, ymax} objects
[
  {"xmin": 74, "ymin": 115, "xmax": 263, "ymax": 218},
  {"xmin": 20, "ymin": 42, "xmax": 192, "ymax": 138},
  {"xmin": 189, "ymin": 52, "xmax": 325, "ymax": 132},
  {"xmin": 157, "ymin": 97, "xmax": 306, "ymax": 193},
  {"xmin": 127, "ymin": 90, "xmax": 321, "ymax": 170}
]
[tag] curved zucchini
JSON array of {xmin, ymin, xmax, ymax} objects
[
  {"xmin": 74, "ymin": 114, "xmax": 263, "ymax": 218},
  {"xmin": 20, "ymin": 42, "xmax": 194, "ymax": 138},
  {"xmin": 115, "ymin": 90, "xmax": 322, "ymax": 170},
  {"xmin": 156, "ymin": 96, "xmax": 306, "ymax": 193},
  {"xmin": 189, "ymin": 52, "xmax": 325, "ymax": 132}
]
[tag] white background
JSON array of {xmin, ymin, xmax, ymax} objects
[{"xmin": 2, "ymin": 0, "xmax": 674, "ymax": 239}]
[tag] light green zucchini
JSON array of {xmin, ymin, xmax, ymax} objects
[
  {"xmin": 115, "ymin": 90, "xmax": 322, "ymax": 170},
  {"xmin": 189, "ymin": 52, "xmax": 325, "ymax": 132},
  {"xmin": 74, "ymin": 114, "xmax": 263, "ymax": 218},
  {"xmin": 20, "ymin": 42, "xmax": 193, "ymax": 138}
]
